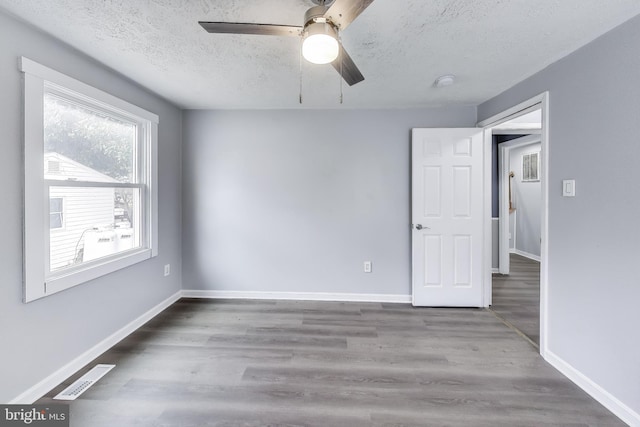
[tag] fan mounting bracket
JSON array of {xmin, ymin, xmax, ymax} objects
[{"xmin": 310, "ymin": 0, "xmax": 335, "ymax": 6}]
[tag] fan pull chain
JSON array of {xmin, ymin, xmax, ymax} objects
[
  {"xmin": 299, "ymin": 38, "xmax": 303, "ymax": 104},
  {"xmin": 339, "ymin": 47, "xmax": 344, "ymax": 104}
]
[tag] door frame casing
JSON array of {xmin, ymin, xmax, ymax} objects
[{"xmin": 477, "ymin": 92, "xmax": 550, "ymax": 357}]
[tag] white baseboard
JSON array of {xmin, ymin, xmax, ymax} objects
[
  {"xmin": 544, "ymin": 350, "xmax": 639, "ymax": 426},
  {"xmin": 9, "ymin": 290, "xmax": 182, "ymax": 404},
  {"xmin": 511, "ymin": 249, "xmax": 541, "ymax": 262},
  {"xmin": 181, "ymin": 289, "xmax": 412, "ymax": 304}
]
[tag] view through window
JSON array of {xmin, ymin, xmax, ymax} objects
[{"xmin": 44, "ymin": 93, "xmax": 142, "ymax": 272}]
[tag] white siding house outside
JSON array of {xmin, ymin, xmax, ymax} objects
[{"xmin": 46, "ymin": 152, "xmax": 134, "ymax": 271}]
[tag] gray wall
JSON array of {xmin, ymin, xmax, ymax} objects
[
  {"xmin": 492, "ymin": 134, "xmax": 528, "ymax": 268},
  {"xmin": 491, "ymin": 219, "xmax": 499, "ymax": 269},
  {"xmin": 492, "ymin": 134, "xmax": 526, "ymax": 217},
  {"xmin": 508, "ymin": 211, "xmax": 516, "ymax": 250},
  {"xmin": 182, "ymin": 108, "xmax": 476, "ymax": 296},
  {"xmin": 0, "ymin": 11, "xmax": 182, "ymax": 402},
  {"xmin": 479, "ymin": 14, "xmax": 640, "ymax": 417},
  {"xmin": 510, "ymin": 142, "xmax": 541, "ymax": 257}
]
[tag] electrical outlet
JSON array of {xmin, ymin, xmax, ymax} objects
[
  {"xmin": 164, "ymin": 264, "xmax": 171, "ymax": 277},
  {"xmin": 364, "ymin": 261, "xmax": 372, "ymax": 273}
]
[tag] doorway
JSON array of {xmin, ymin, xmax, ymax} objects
[
  {"xmin": 494, "ymin": 133, "xmax": 542, "ymax": 346},
  {"xmin": 478, "ymin": 93, "xmax": 548, "ymax": 353},
  {"xmin": 498, "ymin": 132, "xmax": 542, "ymax": 273}
]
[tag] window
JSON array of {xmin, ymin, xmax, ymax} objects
[
  {"xmin": 49, "ymin": 197, "xmax": 64, "ymax": 230},
  {"xmin": 522, "ymin": 151, "xmax": 540, "ymax": 182},
  {"xmin": 21, "ymin": 57, "xmax": 158, "ymax": 302}
]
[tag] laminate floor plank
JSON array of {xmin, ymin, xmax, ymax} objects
[
  {"xmin": 36, "ymin": 298, "xmax": 623, "ymax": 426},
  {"xmin": 247, "ymin": 325, "xmax": 379, "ymax": 338},
  {"xmin": 155, "ymin": 406, "xmax": 373, "ymax": 427},
  {"xmin": 290, "ymin": 348, "xmax": 450, "ymax": 368},
  {"xmin": 370, "ymin": 411, "xmax": 603, "ymax": 427},
  {"xmin": 302, "ymin": 316, "xmax": 427, "ymax": 328}
]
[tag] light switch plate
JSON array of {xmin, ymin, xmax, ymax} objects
[
  {"xmin": 364, "ymin": 261, "xmax": 372, "ymax": 273},
  {"xmin": 562, "ymin": 180, "xmax": 575, "ymax": 197}
]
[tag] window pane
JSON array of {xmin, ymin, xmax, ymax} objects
[
  {"xmin": 49, "ymin": 197, "xmax": 63, "ymax": 229},
  {"xmin": 44, "ymin": 93, "xmax": 136, "ymax": 183},
  {"xmin": 49, "ymin": 186, "xmax": 141, "ymax": 272},
  {"xmin": 523, "ymin": 155, "xmax": 530, "ymax": 181},
  {"xmin": 50, "ymin": 197, "xmax": 62, "ymax": 213},
  {"xmin": 50, "ymin": 213, "xmax": 63, "ymax": 229}
]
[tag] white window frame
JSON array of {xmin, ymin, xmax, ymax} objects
[{"xmin": 21, "ymin": 57, "xmax": 158, "ymax": 303}]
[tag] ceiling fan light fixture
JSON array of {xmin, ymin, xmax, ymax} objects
[{"xmin": 302, "ymin": 22, "xmax": 339, "ymax": 64}]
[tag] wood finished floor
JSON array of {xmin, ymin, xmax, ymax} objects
[
  {"xmin": 492, "ymin": 254, "xmax": 541, "ymax": 346},
  {"xmin": 37, "ymin": 298, "xmax": 624, "ymax": 427}
]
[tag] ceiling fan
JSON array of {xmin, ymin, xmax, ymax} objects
[{"xmin": 198, "ymin": 0, "xmax": 374, "ymax": 86}]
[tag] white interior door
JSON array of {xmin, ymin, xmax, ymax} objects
[{"xmin": 412, "ymin": 128, "xmax": 485, "ymax": 307}]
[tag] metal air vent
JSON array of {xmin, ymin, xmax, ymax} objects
[{"xmin": 53, "ymin": 364, "xmax": 115, "ymax": 401}]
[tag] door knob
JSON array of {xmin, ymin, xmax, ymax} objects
[{"xmin": 414, "ymin": 224, "xmax": 430, "ymax": 230}]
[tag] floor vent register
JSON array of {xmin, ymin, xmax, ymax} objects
[{"xmin": 53, "ymin": 364, "xmax": 115, "ymax": 400}]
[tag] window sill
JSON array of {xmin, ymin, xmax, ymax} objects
[{"xmin": 26, "ymin": 249, "xmax": 153, "ymax": 302}]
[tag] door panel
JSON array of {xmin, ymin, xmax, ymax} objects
[
  {"xmin": 424, "ymin": 235, "xmax": 442, "ymax": 287},
  {"xmin": 453, "ymin": 166, "xmax": 471, "ymax": 217},
  {"xmin": 423, "ymin": 167, "xmax": 441, "ymax": 217},
  {"xmin": 412, "ymin": 128, "xmax": 484, "ymax": 307}
]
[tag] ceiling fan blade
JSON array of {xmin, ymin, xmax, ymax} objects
[
  {"xmin": 332, "ymin": 45, "xmax": 364, "ymax": 86},
  {"xmin": 199, "ymin": 22, "xmax": 302, "ymax": 37},
  {"xmin": 324, "ymin": 0, "xmax": 374, "ymax": 31}
]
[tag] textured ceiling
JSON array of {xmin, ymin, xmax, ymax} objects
[{"xmin": 1, "ymin": 0, "xmax": 640, "ymax": 109}]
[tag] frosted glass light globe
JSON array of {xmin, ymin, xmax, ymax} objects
[{"xmin": 302, "ymin": 25, "xmax": 339, "ymax": 64}]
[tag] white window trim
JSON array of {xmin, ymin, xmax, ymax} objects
[{"xmin": 21, "ymin": 57, "xmax": 159, "ymax": 303}]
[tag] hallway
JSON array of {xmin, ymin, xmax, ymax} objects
[{"xmin": 491, "ymin": 254, "xmax": 541, "ymax": 346}]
